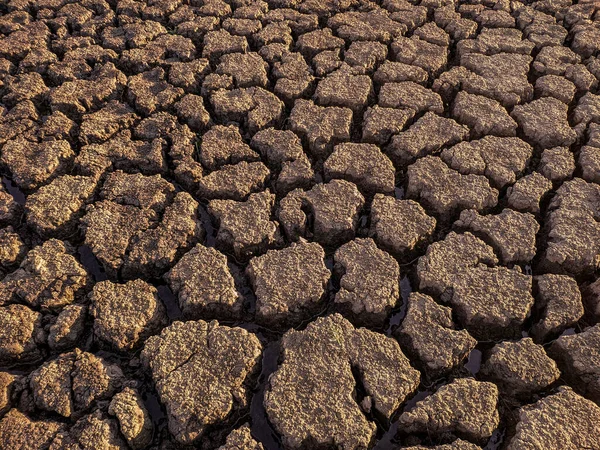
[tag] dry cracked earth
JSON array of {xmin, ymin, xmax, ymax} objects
[{"xmin": 0, "ymin": 0, "xmax": 600, "ymax": 448}]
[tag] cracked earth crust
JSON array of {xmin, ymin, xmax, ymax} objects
[{"xmin": 0, "ymin": 0, "xmax": 599, "ymax": 449}]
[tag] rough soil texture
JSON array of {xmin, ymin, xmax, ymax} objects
[{"xmin": 0, "ymin": 0, "xmax": 599, "ymax": 449}]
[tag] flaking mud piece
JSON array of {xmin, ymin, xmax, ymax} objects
[
  {"xmin": 440, "ymin": 137, "xmax": 532, "ymax": 189},
  {"xmin": 396, "ymin": 292, "xmax": 476, "ymax": 379},
  {"xmin": 28, "ymin": 349, "xmax": 123, "ymax": 418},
  {"xmin": 275, "ymin": 155, "xmax": 314, "ymax": 195},
  {"xmin": 479, "ymin": 338, "xmax": 560, "ymax": 396},
  {"xmin": 272, "ymin": 53, "xmax": 315, "ymax": 107},
  {"xmin": 0, "ymin": 409, "xmax": 63, "ymax": 450},
  {"xmin": 265, "ymin": 314, "xmax": 420, "ymax": 449},
  {"xmin": 198, "ymin": 161, "xmax": 271, "ymax": 201},
  {"xmin": 323, "ymin": 143, "xmax": 395, "ymax": 195},
  {"xmin": 398, "ymin": 378, "xmax": 499, "ymax": 445},
  {"xmin": 506, "ymin": 387, "xmax": 600, "ymax": 450},
  {"xmin": 531, "ymin": 274, "xmax": 583, "ymax": 343},
  {"xmin": 209, "ymin": 190, "xmax": 281, "ymax": 260},
  {"xmin": 451, "ymin": 91, "xmax": 517, "ymax": 138},
  {"xmin": 454, "ymin": 209, "xmax": 539, "ymax": 265},
  {"xmin": 378, "ymin": 82, "xmax": 443, "ymax": 115},
  {"xmin": 108, "ymin": 387, "xmax": 153, "ymax": 450},
  {"xmin": 82, "ymin": 172, "xmax": 200, "ymax": 279},
  {"xmin": 165, "ymin": 244, "xmax": 242, "ymax": 321},
  {"xmin": 549, "ymin": 324, "xmax": 600, "ymax": 404},
  {"xmin": 361, "ymin": 106, "xmax": 413, "ymax": 145},
  {"xmin": 0, "ymin": 138, "xmax": 74, "ymax": 191},
  {"xmin": 278, "ymin": 180, "xmax": 365, "ymax": 246},
  {"xmin": 369, "ymin": 194, "xmax": 436, "ymax": 259},
  {"xmin": 200, "ymin": 125, "xmax": 260, "ymax": 171},
  {"xmin": 333, "ymin": 238, "xmax": 399, "ymax": 327},
  {"xmin": 540, "ymin": 178, "xmax": 600, "ymax": 276},
  {"xmin": 25, "ymin": 175, "xmax": 98, "ymax": 238},
  {"xmin": 403, "ymin": 440, "xmax": 481, "ymax": 450},
  {"xmin": 126, "ymin": 68, "xmax": 184, "ymax": 116},
  {"xmin": 387, "ymin": 113, "xmax": 469, "ymax": 167},
  {"xmin": 0, "ymin": 239, "xmax": 89, "ymax": 311},
  {"xmin": 247, "ymin": 240, "xmax": 329, "ymax": 328},
  {"xmin": 296, "ymin": 28, "xmax": 344, "ymax": 60},
  {"xmin": 288, "ymin": 99, "xmax": 353, "ymax": 159},
  {"xmin": 210, "ymin": 87, "xmax": 285, "ymax": 135},
  {"xmin": 175, "ymin": 94, "xmax": 211, "ymax": 132},
  {"xmin": 505, "ymin": 172, "xmax": 553, "ymax": 215},
  {"xmin": 406, "ymin": 157, "xmax": 498, "ymax": 218},
  {"xmin": 89, "ymin": 279, "xmax": 167, "ymax": 352},
  {"xmin": 511, "ymin": 97, "xmax": 577, "ymax": 149},
  {"xmin": 141, "ymin": 320, "xmax": 262, "ymax": 445},
  {"xmin": 219, "ymin": 424, "xmax": 264, "ymax": 450}
]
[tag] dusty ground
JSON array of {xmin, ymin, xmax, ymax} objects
[{"xmin": 0, "ymin": 0, "xmax": 599, "ymax": 448}]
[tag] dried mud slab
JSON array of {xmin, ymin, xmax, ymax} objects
[
  {"xmin": 82, "ymin": 172, "xmax": 200, "ymax": 279},
  {"xmin": 247, "ymin": 240, "xmax": 330, "ymax": 328},
  {"xmin": 0, "ymin": 409, "xmax": 63, "ymax": 450},
  {"xmin": 0, "ymin": 239, "xmax": 89, "ymax": 311},
  {"xmin": 549, "ymin": 324, "xmax": 600, "ymax": 404},
  {"xmin": 506, "ymin": 387, "xmax": 600, "ymax": 449},
  {"xmin": 369, "ymin": 194, "xmax": 436, "ymax": 259},
  {"xmin": 396, "ymin": 292, "xmax": 476, "ymax": 378},
  {"xmin": 209, "ymin": 190, "xmax": 281, "ymax": 259},
  {"xmin": 141, "ymin": 320, "xmax": 262, "ymax": 444},
  {"xmin": 333, "ymin": 238, "xmax": 399, "ymax": 327},
  {"xmin": 324, "ymin": 143, "xmax": 396, "ymax": 195},
  {"xmin": 278, "ymin": 180, "xmax": 365, "ymax": 246},
  {"xmin": 265, "ymin": 314, "xmax": 420, "ymax": 449},
  {"xmin": 541, "ymin": 178, "xmax": 600, "ymax": 276},
  {"xmin": 440, "ymin": 136, "xmax": 532, "ymax": 189},
  {"xmin": 479, "ymin": 338, "xmax": 560, "ymax": 396},
  {"xmin": 165, "ymin": 244, "xmax": 243, "ymax": 321},
  {"xmin": 89, "ymin": 279, "xmax": 167, "ymax": 351},
  {"xmin": 219, "ymin": 424, "xmax": 264, "ymax": 450},
  {"xmin": 108, "ymin": 387, "xmax": 153, "ymax": 450},
  {"xmin": 28, "ymin": 349, "xmax": 123, "ymax": 418},
  {"xmin": 454, "ymin": 209, "xmax": 539, "ymax": 265},
  {"xmin": 406, "ymin": 156, "xmax": 498, "ymax": 218},
  {"xmin": 531, "ymin": 274, "xmax": 583, "ymax": 342},
  {"xmin": 398, "ymin": 378, "xmax": 499, "ymax": 445}
]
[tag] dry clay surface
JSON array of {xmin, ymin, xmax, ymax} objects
[{"xmin": 0, "ymin": 0, "xmax": 600, "ymax": 448}]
